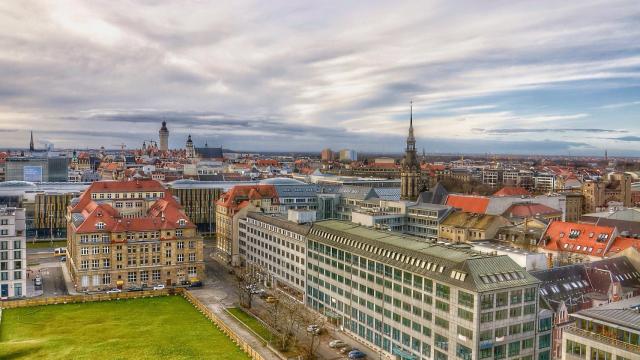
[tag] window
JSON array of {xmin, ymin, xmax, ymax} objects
[
  {"xmin": 436, "ymin": 284, "xmax": 450, "ymax": 299},
  {"xmin": 494, "ymin": 344, "xmax": 506, "ymax": 360},
  {"xmin": 458, "ymin": 308, "xmax": 473, "ymax": 321},
  {"xmin": 96, "ymin": 222, "xmax": 105, "ymax": 230},
  {"xmin": 140, "ymin": 271, "xmax": 149, "ymax": 282},
  {"xmin": 434, "ymin": 333, "xmax": 448, "ymax": 351},
  {"xmin": 152, "ymin": 269, "xmax": 161, "ymax": 281},
  {"xmin": 435, "ymin": 300, "xmax": 450, "ymax": 312},
  {"xmin": 81, "ymin": 247, "xmax": 89, "ymax": 256},
  {"xmin": 128, "ymin": 272, "xmax": 137, "ymax": 282},
  {"xmin": 509, "ymin": 306, "xmax": 522, "ymax": 318},
  {"xmin": 457, "ymin": 326, "xmax": 473, "ymax": 341},
  {"xmin": 496, "ymin": 292, "xmax": 508, "ymax": 307},
  {"xmin": 538, "ymin": 334, "xmax": 551, "ymax": 349},
  {"xmin": 480, "ymin": 312, "xmax": 493, "ymax": 323},
  {"xmin": 456, "ymin": 344, "xmax": 472, "ymax": 360},
  {"xmin": 480, "ymin": 294, "xmax": 494, "ymax": 309},
  {"xmin": 522, "ymin": 338, "xmax": 534, "ymax": 350},
  {"xmin": 177, "ymin": 254, "xmax": 184, "ymax": 263},
  {"xmin": 458, "ymin": 291, "xmax": 474, "ymax": 308},
  {"xmin": 510, "ymin": 289, "xmax": 522, "ymax": 304},
  {"xmin": 523, "ymin": 321, "xmax": 535, "ymax": 333},
  {"xmin": 508, "ymin": 341, "xmax": 520, "ymax": 357},
  {"xmin": 102, "ymin": 273, "xmax": 111, "ymax": 285},
  {"xmin": 495, "ymin": 309, "xmax": 508, "ymax": 320},
  {"xmin": 434, "ymin": 317, "xmax": 449, "ymax": 329}
]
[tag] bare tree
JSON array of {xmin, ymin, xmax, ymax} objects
[
  {"xmin": 264, "ymin": 291, "xmax": 305, "ymax": 352},
  {"xmin": 298, "ymin": 309, "xmax": 327, "ymax": 360},
  {"xmin": 234, "ymin": 264, "xmax": 264, "ymax": 309}
]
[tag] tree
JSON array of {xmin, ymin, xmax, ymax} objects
[
  {"xmin": 234, "ymin": 264, "xmax": 264, "ymax": 309},
  {"xmin": 298, "ymin": 309, "xmax": 327, "ymax": 360},
  {"xmin": 263, "ymin": 291, "xmax": 305, "ymax": 352}
]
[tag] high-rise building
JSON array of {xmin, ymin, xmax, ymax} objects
[
  {"xmin": 401, "ymin": 103, "xmax": 421, "ymax": 201},
  {"xmin": 66, "ymin": 179, "xmax": 204, "ymax": 291},
  {"xmin": 339, "ymin": 149, "xmax": 357, "ymax": 162},
  {"xmin": 0, "ymin": 206, "xmax": 26, "ymax": 299},
  {"xmin": 321, "ymin": 148, "xmax": 333, "ymax": 162},
  {"xmin": 159, "ymin": 121, "xmax": 169, "ymax": 151}
]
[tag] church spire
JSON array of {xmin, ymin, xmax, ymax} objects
[{"xmin": 29, "ymin": 131, "xmax": 34, "ymax": 152}]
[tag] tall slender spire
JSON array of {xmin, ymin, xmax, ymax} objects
[{"xmin": 29, "ymin": 131, "xmax": 34, "ymax": 152}]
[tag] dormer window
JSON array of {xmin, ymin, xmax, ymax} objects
[
  {"xmin": 178, "ymin": 219, "xmax": 186, "ymax": 226},
  {"xmin": 96, "ymin": 222, "xmax": 105, "ymax": 230}
]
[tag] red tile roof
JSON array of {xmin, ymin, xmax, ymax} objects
[
  {"xmin": 540, "ymin": 221, "xmax": 616, "ymax": 257},
  {"xmin": 69, "ymin": 180, "xmax": 194, "ymax": 234},
  {"xmin": 445, "ymin": 194, "xmax": 490, "ymax": 214},
  {"xmin": 493, "ymin": 186, "xmax": 531, "ymax": 197},
  {"xmin": 605, "ymin": 237, "xmax": 640, "ymax": 256},
  {"xmin": 216, "ymin": 185, "xmax": 279, "ymax": 211},
  {"xmin": 503, "ymin": 203, "xmax": 561, "ymax": 218}
]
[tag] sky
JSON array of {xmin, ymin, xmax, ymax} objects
[{"xmin": 0, "ymin": 0, "xmax": 639, "ymax": 155}]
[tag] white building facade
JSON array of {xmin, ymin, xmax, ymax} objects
[{"xmin": 0, "ymin": 207, "xmax": 27, "ymax": 299}]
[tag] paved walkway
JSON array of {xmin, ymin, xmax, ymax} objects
[{"xmin": 189, "ymin": 289, "xmax": 283, "ymax": 360}]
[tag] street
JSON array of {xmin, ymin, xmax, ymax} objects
[{"xmin": 26, "ymin": 248, "xmax": 68, "ymax": 297}]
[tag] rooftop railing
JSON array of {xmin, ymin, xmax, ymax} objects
[{"xmin": 565, "ymin": 326, "xmax": 640, "ymax": 355}]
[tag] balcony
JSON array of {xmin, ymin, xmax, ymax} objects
[{"xmin": 565, "ymin": 326, "xmax": 640, "ymax": 355}]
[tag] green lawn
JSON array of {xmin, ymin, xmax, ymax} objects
[
  {"xmin": 0, "ymin": 296, "xmax": 251, "ymax": 360},
  {"xmin": 26, "ymin": 240, "xmax": 67, "ymax": 249},
  {"xmin": 227, "ymin": 307, "xmax": 273, "ymax": 342}
]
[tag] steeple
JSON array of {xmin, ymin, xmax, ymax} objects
[
  {"xmin": 29, "ymin": 131, "xmax": 34, "ymax": 152},
  {"xmin": 401, "ymin": 101, "xmax": 421, "ymax": 201}
]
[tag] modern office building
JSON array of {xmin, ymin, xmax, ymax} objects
[
  {"xmin": 0, "ymin": 207, "xmax": 26, "ymax": 299},
  {"xmin": 562, "ymin": 296, "xmax": 640, "ymax": 360},
  {"xmin": 66, "ymin": 179, "xmax": 204, "ymax": 291},
  {"xmin": 239, "ymin": 212, "xmax": 310, "ymax": 301},
  {"xmin": 306, "ymin": 220, "xmax": 545, "ymax": 360}
]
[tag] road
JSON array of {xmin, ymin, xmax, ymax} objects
[{"xmin": 26, "ymin": 248, "xmax": 68, "ymax": 297}]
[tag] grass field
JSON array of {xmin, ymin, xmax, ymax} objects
[
  {"xmin": 26, "ymin": 240, "xmax": 67, "ymax": 249},
  {"xmin": 0, "ymin": 296, "xmax": 251, "ymax": 360},
  {"xmin": 227, "ymin": 307, "xmax": 273, "ymax": 342}
]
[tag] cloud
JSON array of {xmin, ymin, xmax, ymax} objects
[
  {"xmin": 612, "ymin": 136, "xmax": 640, "ymax": 142},
  {"xmin": 0, "ymin": 1, "xmax": 638, "ymax": 154},
  {"xmin": 598, "ymin": 101, "xmax": 640, "ymax": 109},
  {"xmin": 476, "ymin": 128, "xmax": 627, "ymax": 134}
]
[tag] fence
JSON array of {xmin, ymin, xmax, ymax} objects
[{"xmin": 0, "ymin": 289, "xmax": 267, "ymax": 360}]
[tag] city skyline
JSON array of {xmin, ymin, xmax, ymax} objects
[{"xmin": 0, "ymin": 1, "xmax": 639, "ymax": 155}]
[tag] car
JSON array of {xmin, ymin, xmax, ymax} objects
[
  {"xmin": 106, "ymin": 288, "xmax": 121, "ymax": 294},
  {"xmin": 348, "ymin": 350, "xmax": 366, "ymax": 359},
  {"xmin": 34, "ymin": 277, "xmax": 42, "ymax": 286},
  {"xmin": 265, "ymin": 296, "xmax": 278, "ymax": 303},
  {"xmin": 329, "ymin": 340, "xmax": 347, "ymax": 348},
  {"xmin": 128, "ymin": 286, "xmax": 143, "ymax": 292},
  {"xmin": 306, "ymin": 324, "xmax": 322, "ymax": 335},
  {"xmin": 339, "ymin": 346, "xmax": 353, "ymax": 354},
  {"xmin": 251, "ymin": 288, "xmax": 265, "ymax": 295},
  {"xmin": 189, "ymin": 279, "xmax": 203, "ymax": 288},
  {"xmin": 153, "ymin": 284, "xmax": 165, "ymax": 290},
  {"xmin": 60, "ymin": 256, "xmax": 66, "ymax": 262}
]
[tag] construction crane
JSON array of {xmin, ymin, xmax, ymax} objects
[{"xmin": 112, "ymin": 143, "xmax": 127, "ymax": 158}]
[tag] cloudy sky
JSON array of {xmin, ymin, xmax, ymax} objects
[{"xmin": 1, "ymin": 1, "xmax": 639, "ymax": 155}]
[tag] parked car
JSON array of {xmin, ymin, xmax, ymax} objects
[
  {"xmin": 339, "ymin": 346, "xmax": 353, "ymax": 354},
  {"xmin": 153, "ymin": 284, "xmax": 165, "ymax": 290},
  {"xmin": 60, "ymin": 256, "xmax": 66, "ymax": 262},
  {"xmin": 306, "ymin": 324, "xmax": 322, "ymax": 335},
  {"xmin": 34, "ymin": 277, "xmax": 42, "ymax": 286},
  {"xmin": 128, "ymin": 286, "xmax": 143, "ymax": 292},
  {"xmin": 265, "ymin": 296, "xmax": 278, "ymax": 303},
  {"xmin": 348, "ymin": 349, "xmax": 366, "ymax": 359},
  {"xmin": 189, "ymin": 278, "xmax": 203, "ymax": 288},
  {"xmin": 106, "ymin": 288, "xmax": 121, "ymax": 294},
  {"xmin": 329, "ymin": 340, "xmax": 347, "ymax": 348}
]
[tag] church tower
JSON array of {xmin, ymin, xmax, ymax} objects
[
  {"xmin": 186, "ymin": 134, "xmax": 195, "ymax": 158},
  {"xmin": 400, "ymin": 103, "xmax": 421, "ymax": 201},
  {"xmin": 159, "ymin": 121, "xmax": 169, "ymax": 151},
  {"xmin": 29, "ymin": 131, "xmax": 35, "ymax": 152}
]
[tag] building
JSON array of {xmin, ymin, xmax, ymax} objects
[
  {"xmin": 582, "ymin": 172, "xmax": 632, "ymax": 213},
  {"xmin": 438, "ymin": 211, "xmax": 510, "ymax": 243},
  {"xmin": 215, "ymin": 184, "xmax": 280, "ymax": 266},
  {"xmin": 159, "ymin": 121, "xmax": 169, "ymax": 151},
  {"xmin": 66, "ymin": 179, "xmax": 204, "ymax": 291},
  {"xmin": 4, "ymin": 155, "xmax": 69, "ymax": 183},
  {"xmin": 470, "ymin": 241, "xmax": 548, "ymax": 271},
  {"xmin": 538, "ymin": 221, "xmax": 620, "ymax": 265},
  {"xmin": 239, "ymin": 212, "xmax": 310, "ymax": 301},
  {"xmin": 321, "ymin": 148, "xmax": 333, "ymax": 162},
  {"xmin": 339, "ymin": 149, "xmax": 358, "ymax": 162},
  {"xmin": 531, "ymin": 256, "xmax": 640, "ymax": 359},
  {"xmin": 0, "ymin": 206, "xmax": 26, "ymax": 299},
  {"xmin": 563, "ymin": 296, "xmax": 640, "ymax": 360},
  {"xmin": 186, "ymin": 134, "xmax": 195, "ymax": 159},
  {"xmin": 306, "ymin": 220, "xmax": 546, "ymax": 360},
  {"xmin": 400, "ymin": 105, "xmax": 422, "ymax": 201},
  {"xmin": 33, "ymin": 192, "xmax": 78, "ymax": 239}
]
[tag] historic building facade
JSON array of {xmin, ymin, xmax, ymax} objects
[
  {"xmin": 66, "ymin": 180, "xmax": 204, "ymax": 291},
  {"xmin": 401, "ymin": 104, "xmax": 423, "ymax": 201}
]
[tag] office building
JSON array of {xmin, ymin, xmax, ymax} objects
[
  {"xmin": 66, "ymin": 179, "xmax": 204, "ymax": 291},
  {"xmin": 239, "ymin": 212, "xmax": 310, "ymax": 301},
  {"xmin": 0, "ymin": 207, "xmax": 26, "ymax": 299},
  {"xmin": 306, "ymin": 220, "xmax": 546, "ymax": 360},
  {"xmin": 339, "ymin": 149, "xmax": 358, "ymax": 162}
]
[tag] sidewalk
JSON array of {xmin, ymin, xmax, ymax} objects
[
  {"xmin": 189, "ymin": 289, "xmax": 282, "ymax": 360},
  {"xmin": 60, "ymin": 262, "xmax": 80, "ymax": 295}
]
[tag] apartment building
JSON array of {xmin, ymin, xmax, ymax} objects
[
  {"xmin": 66, "ymin": 180, "xmax": 204, "ymax": 291},
  {"xmin": 306, "ymin": 221, "xmax": 549, "ymax": 360},
  {"xmin": 239, "ymin": 212, "xmax": 310, "ymax": 301},
  {"xmin": 0, "ymin": 207, "xmax": 26, "ymax": 299}
]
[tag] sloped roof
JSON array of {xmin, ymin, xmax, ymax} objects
[
  {"xmin": 216, "ymin": 184, "xmax": 279, "ymax": 209},
  {"xmin": 503, "ymin": 203, "xmax": 562, "ymax": 218},
  {"xmin": 441, "ymin": 211, "xmax": 506, "ymax": 230},
  {"xmin": 494, "ymin": 186, "xmax": 531, "ymax": 197},
  {"xmin": 445, "ymin": 194, "xmax": 490, "ymax": 214},
  {"xmin": 540, "ymin": 221, "xmax": 616, "ymax": 257}
]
